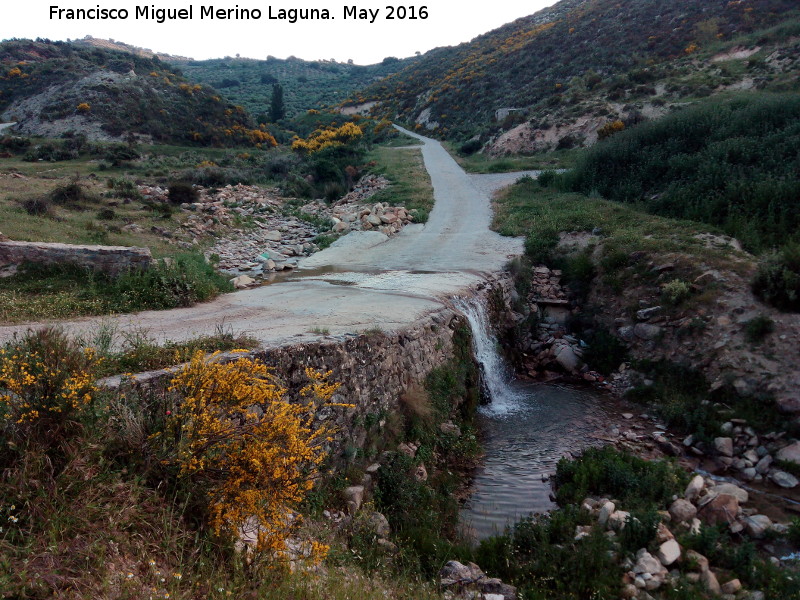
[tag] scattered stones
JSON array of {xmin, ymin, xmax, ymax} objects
[
  {"xmin": 656, "ymin": 539, "xmax": 681, "ymax": 566},
  {"xmin": 769, "ymin": 470, "xmax": 799, "ymax": 489},
  {"xmin": 669, "ymin": 499, "xmax": 697, "ymax": 523}
]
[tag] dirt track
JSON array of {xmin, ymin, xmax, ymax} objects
[{"xmin": 0, "ymin": 127, "xmax": 533, "ymax": 348}]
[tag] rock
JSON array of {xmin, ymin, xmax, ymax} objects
[
  {"xmin": 554, "ymin": 344, "xmax": 582, "ymax": 372},
  {"xmin": 367, "ymin": 511, "xmax": 391, "ymax": 538},
  {"xmin": 262, "ymin": 230, "xmax": 282, "ymax": 241},
  {"xmin": 702, "ymin": 569, "xmax": 721, "ymax": 595},
  {"xmin": 376, "ymin": 538, "xmax": 398, "ymax": 553},
  {"xmin": 720, "ymin": 579, "xmax": 741, "ymax": 595},
  {"xmin": 608, "ymin": 510, "xmax": 630, "ymax": 530},
  {"xmin": 478, "ymin": 578, "xmax": 517, "ymax": 600},
  {"xmin": 776, "ymin": 441, "xmax": 800, "ymax": 466},
  {"xmin": 439, "ymin": 560, "xmax": 473, "ymax": 584},
  {"xmin": 636, "ymin": 306, "xmax": 663, "ymax": 321},
  {"xmin": 633, "ymin": 549, "xmax": 666, "ymax": 577},
  {"xmin": 366, "ymin": 214, "xmax": 382, "ymax": 226},
  {"xmin": 714, "ymin": 437, "xmax": 734, "ymax": 457},
  {"xmin": 657, "ymin": 539, "xmax": 681, "ymax": 566},
  {"xmin": 769, "ymin": 470, "xmax": 799, "ymax": 488},
  {"xmin": 621, "ymin": 583, "xmax": 638, "ymax": 598},
  {"xmin": 699, "ymin": 493, "xmax": 740, "ymax": 526},
  {"xmin": 755, "ymin": 454, "xmax": 772, "ymax": 474},
  {"xmin": 634, "ymin": 323, "xmax": 662, "ymax": 340},
  {"xmin": 230, "ymin": 274, "xmax": 256, "ymax": 289},
  {"xmin": 685, "ymin": 475, "xmax": 705, "ymax": 502},
  {"xmin": 598, "ymin": 501, "xmax": 615, "ymax": 526},
  {"xmin": 412, "ymin": 463, "xmax": 428, "ymax": 482},
  {"xmin": 708, "ymin": 483, "xmax": 748, "ymax": 504},
  {"xmin": 439, "ymin": 422, "xmax": 461, "ymax": 436},
  {"xmin": 342, "ymin": 486, "xmax": 364, "ymax": 513},
  {"xmin": 398, "ymin": 442, "xmax": 416, "ymax": 457},
  {"xmin": 670, "ymin": 499, "xmax": 697, "ymax": 523},
  {"xmin": 743, "ymin": 515, "xmax": 772, "ymax": 539},
  {"xmin": 686, "ymin": 550, "xmax": 709, "ymax": 572}
]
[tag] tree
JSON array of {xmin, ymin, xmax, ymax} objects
[{"xmin": 269, "ymin": 83, "xmax": 286, "ymax": 122}]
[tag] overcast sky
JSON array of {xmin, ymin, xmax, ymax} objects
[{"xmin": 5, "ymin": 1, "xmax": 559, "ymax": 64}]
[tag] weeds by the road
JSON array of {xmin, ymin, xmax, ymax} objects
[{"xmin": 367, "ymin": 146, "xmax": 433, "ymax": 223}]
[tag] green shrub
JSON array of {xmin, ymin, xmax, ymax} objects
[
  {"xmin": 49, "ymin": 181, "xmax": 90, "ymax": 206},
  {"xmin": 661, "ymin": 279, "xmax": 691, "ymax": 306},
  {"xmin": 537, "ymin": 170, "xmax": 558, "ymax": 187},
  {"xmin": 554, "ymin": 446, "xmax": 687, "ymax": 510},
  {"xmin": 96, "ymin": 208, "xmax": 116, "ymax": 220},
  {"xmin": 618, "ymin": 510, "xmax": 660, "ymax": 554},
  {"xmin": 752, "ymin": 243, "xmax": 800, "ymax": 311},
  {"xmin": 19, "ymin": 197, "xmax": 52, "ymax": 216},
  {"xmin": 167, "ymin": 181, "xmax": 199, "ymax": 205},
  {"xmin": 475, "ymin": 506, "xmax": 619, "ymax": 600},
  {"xmin": 459, "ymin": 139, "xmax": 482, "ymax": 155},
  {"xmin": 524, "ymin": 228, "xmax": 559, "ymax": 263},
  {"xmin": 744, "ymin": 314, "xmax": 775, "ymax": 344}
]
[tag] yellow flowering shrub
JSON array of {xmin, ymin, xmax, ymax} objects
[
  {"xmin": 291, "ymin": 122, "xmax": 363, "ymax": 154},
  {"xmin": 76, "ymin": 102, "xmax": 91, "ymax": 113},
  {"xmin": 0, "ymin": 328, "xmax": 98, "ymax": 429},
  {"xmin": 167, "ymin": 352, "xmax": 344, "ymax": 560}
]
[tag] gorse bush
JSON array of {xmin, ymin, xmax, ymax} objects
[
  {"xmin": 167, "ymin": 181, "xmax": 199, "ymax": 205},
  {"xmin": 0, "ymin": 328, "xmax": 98, "ymax": 441},
  {"xmin": 166, "ymin": 353, "xmax": 342, "ymax": 559},
  {"xmin": 562, "ymin": 94, "xmax": 800, "ymax": 253}
]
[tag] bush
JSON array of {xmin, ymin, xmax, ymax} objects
[
  {"xmin": 19, "ymin": 197, "xmax": 52, "ymax": 216},
  {"xmin": 459, "ymin": 139, "xmax": 482, "ymax": 156},
  {"xmin": 0, "ymin": 328, "xmax": 98, "ymax": 443},
  {"xmin": 164, "ymin": 352, "xmax": 339, "ymax": 558},
  {"xmin": 111, "ymin": 253, "xmax": 232, "ymax": 311},
  {"xmin": 744, "ymin": 314, "xmax": 775, "ymax": 344},
  {"xmin": 96, "ymin": 208, "xmax": 116, "ymax": 220},
  {"xmin": 554, "ymin": 446, "xmax": 687, "ymax": 510},
  {"xmin": 49, "ymin": 181, "xmax": 90, "ymax": 205},
  {"xmin": 581, "ymin": 329, "xmax": 628, "ymax": 376},
  {"xmin": 524, "ymin": 227, "xmax": 560, "ymax": 263},
  {"xmin": 752, "ymin": 244, "xmax": 800, "ymax": 311},
  {"xmin": 167, "ymin": 181, "xmax": 199, "ymax": 205},
  {"xmin": 537, "ymin": 170, "xmax": 558, "ymax": 187},
  {"xmin": 661, "ymin": 279, "xmax": 691, "ymax": 306}
]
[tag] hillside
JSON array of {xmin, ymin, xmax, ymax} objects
[
  {"xmin": 356, "ymin": 0, "xmax": 800, "ymax": 151},
  {"xmin": 177, "ymin": 55, "xmax": 415, "ymax": 120},
  {"xmin": 0, "ymin": 40, "xmax": 272, "ymax": 146}
]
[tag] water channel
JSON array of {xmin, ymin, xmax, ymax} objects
[{"xmin": 456, "ymin": 297, "xmax": 612, "ymax": 540}]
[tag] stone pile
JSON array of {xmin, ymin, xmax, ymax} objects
[
  {"xmin": 582, "ymin": 474, "xmax": 788, "ymax": 599},
  {"xmin": 134, "ymin": 178, "xmax": 414, "ymax": 285},
  {"xmin": 439, "ymin": 560, "xmax": 517, "ymax": 600}
]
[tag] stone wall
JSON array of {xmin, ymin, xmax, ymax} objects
[
  {"xmin": 0, "ymin": 240, "xmax": 152, "ymax": 276},
  {"xmin": 101, "ymin": 307, "xmax": 469, "ymax": 456}
]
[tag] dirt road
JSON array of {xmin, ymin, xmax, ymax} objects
[{"xmin": 0, "ymin": 128, "xmax": 532, "ymax": 348}]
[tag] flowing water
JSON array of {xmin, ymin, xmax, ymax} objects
[{"xmin": 455, "ymin": 297, "xmax": 612, "ymax": 540}]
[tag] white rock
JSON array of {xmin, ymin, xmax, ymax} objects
[
  {"xmin": 657, "ymin": 539, "xmax": 681, "ymax": 566},
  {"xmin": 714, "ymin": 437, "xmax": 734, "ymax": 457},
  {"xmin": 685, "ymin": 474, "xmax": 705, "ymax": 501},
  {"xmin": 769, "ymin": 470, "xmax": 799, "ymax": 488},
  {"xmin": 598, "ymin": 501, "xmax": 615, "ymax": 526}
]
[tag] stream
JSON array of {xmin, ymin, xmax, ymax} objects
[{"xmin": 455, "ymin": 297, "xmax": 612, "ymax": 540}]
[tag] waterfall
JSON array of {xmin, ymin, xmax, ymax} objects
[{"xmin": 454, "ymin": 296, "xmax": 523, "ymax": 416}]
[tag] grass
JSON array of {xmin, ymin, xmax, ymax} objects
[
  {"xmin": 444, "ymin": 143, "xmax": 579, "ymax": 173},
  {"xmin": 0, "ymin": 255, "xmax": 232, "ymax": 324},
  {"xmin": 367, "ymin": 146, "xmax": 434, "ymax": 223},
  {"xmin": 90, "ymin": 325, "xmax": 260, "ymax": 377}
]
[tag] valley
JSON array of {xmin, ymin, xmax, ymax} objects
[{"xmin": 1, "ymin": 0, "xmax": 800, "ymax": 598}]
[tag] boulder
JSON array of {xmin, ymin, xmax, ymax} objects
[
  {"xmin": 598, "ymin": 501, "xmax": 615, "ymax": 526},
  {"xmin": 669, "ymin": 499, "xmax": 697, "ymax": 523},
  {"xmin": 657, "ymin": 539, "xmax": 681, "ymax": 566},
  {"xmin": 633, "ymin": 550, "xmax": 666, "ymax": 576},
  {"xmin": 231, "ymin": 274, "xmax": 256, "ymax": 289},
  {"xmin": 776, "ymin": 441, "xmax": 800, "ymax": 466},
  {"xmin": 554, "ymin": 344, "xmax": 582, "ymax": 372},
  {"xmin": 685, "ymin": 475, "xmax": 705, "ymax": 502},
  {"xmin": 721, "ymin": 579, "xmax": 742, "ymax": 595},
  {"xmin": 262, "ymin": 230, "xmax": 282, "ymax": 241},
  {"xmin": 714, "ymin": 437, "xmax": 734, "ymax": 457},
  {"xmin": 686, "ymin": 550, "xmax": 709, "ymax": 572},
  {"xmin": 769, "ymin": 470, "xmax": 799, "ymax": 488},
  {"xmin": 439, "ymin": 560, "xmax": 473, "ymax": 584},
  {"xmin": 708, "ymin": 483, "xmax": 748, "ymax": 504},
  {"xmin": 366, "ymin": 511, "xmax": 391, "ymax": 538},
  {"xmin": 743, "ymin": 515, "xmax": 772, "ymax": 539},
  {"xmin": 702, "ymin": 569, "xmax": 721, "ymax": 595},
  {"xmin": 755, "ymin": 455, "xmax": 772, "ymax": 474},
  {"xmin": 634, "ymin": 323, "xmax": 662, "ymax": 340},
  {"xmin": 342, "ymin": 485, "xmax": 365, "ymax": 513},
  {"xmin": 699, "ymin": 494, "xmax": 739, "ymax": 526},
  {"xmin": 608, "ymin": 510, "xmax": 630, "ymax": 531}
]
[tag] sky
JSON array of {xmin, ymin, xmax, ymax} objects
[{"xmin": 4, "ymin": 0, "xmax": 559, "ymax": 65}]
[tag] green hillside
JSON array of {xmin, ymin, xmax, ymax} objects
[
  {"xmin": 0, "ymin": 39, "xmax": 273, "ymax": 147},
  {"xmin": 357, "ymin": 0, "xmax": 799, "ymax": 146},
  {"xmin": 177, "ymin": 55, "xmax": 414, "ymax": 121}
]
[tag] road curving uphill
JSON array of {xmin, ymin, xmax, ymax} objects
[{"xmin": 0, "ymin": 127, "xmax": 529, "ymax": 348}]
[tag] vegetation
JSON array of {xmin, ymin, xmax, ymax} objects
[
  {"xmin": 360, "ymin": 0, "xmax": 798, "ymax": 140},
  {"xmin": 752, "ymin": 243, "xmax": 800, "ymax": 311},
  {"xmin": 178, "ymin": 54, "xmax": 413, "ymax": 120},
  {"xmin": 367, "ymin": 144, "xmax": 434, "ymax": 222},
  {"xmin": 561, "ymin": 94, "xmax": 800, "ymax": 253},
  {"xmin": 0, "ymin": 254, "xmax": 232, "ymax": 323},
  {"xmin": 0, "ymin": 39, "xmax": 276, "ymax": 147}
]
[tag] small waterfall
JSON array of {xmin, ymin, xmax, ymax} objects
[{"xmin": 454, "ymin": 296, "xmax": 523, "ymax": 416}]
